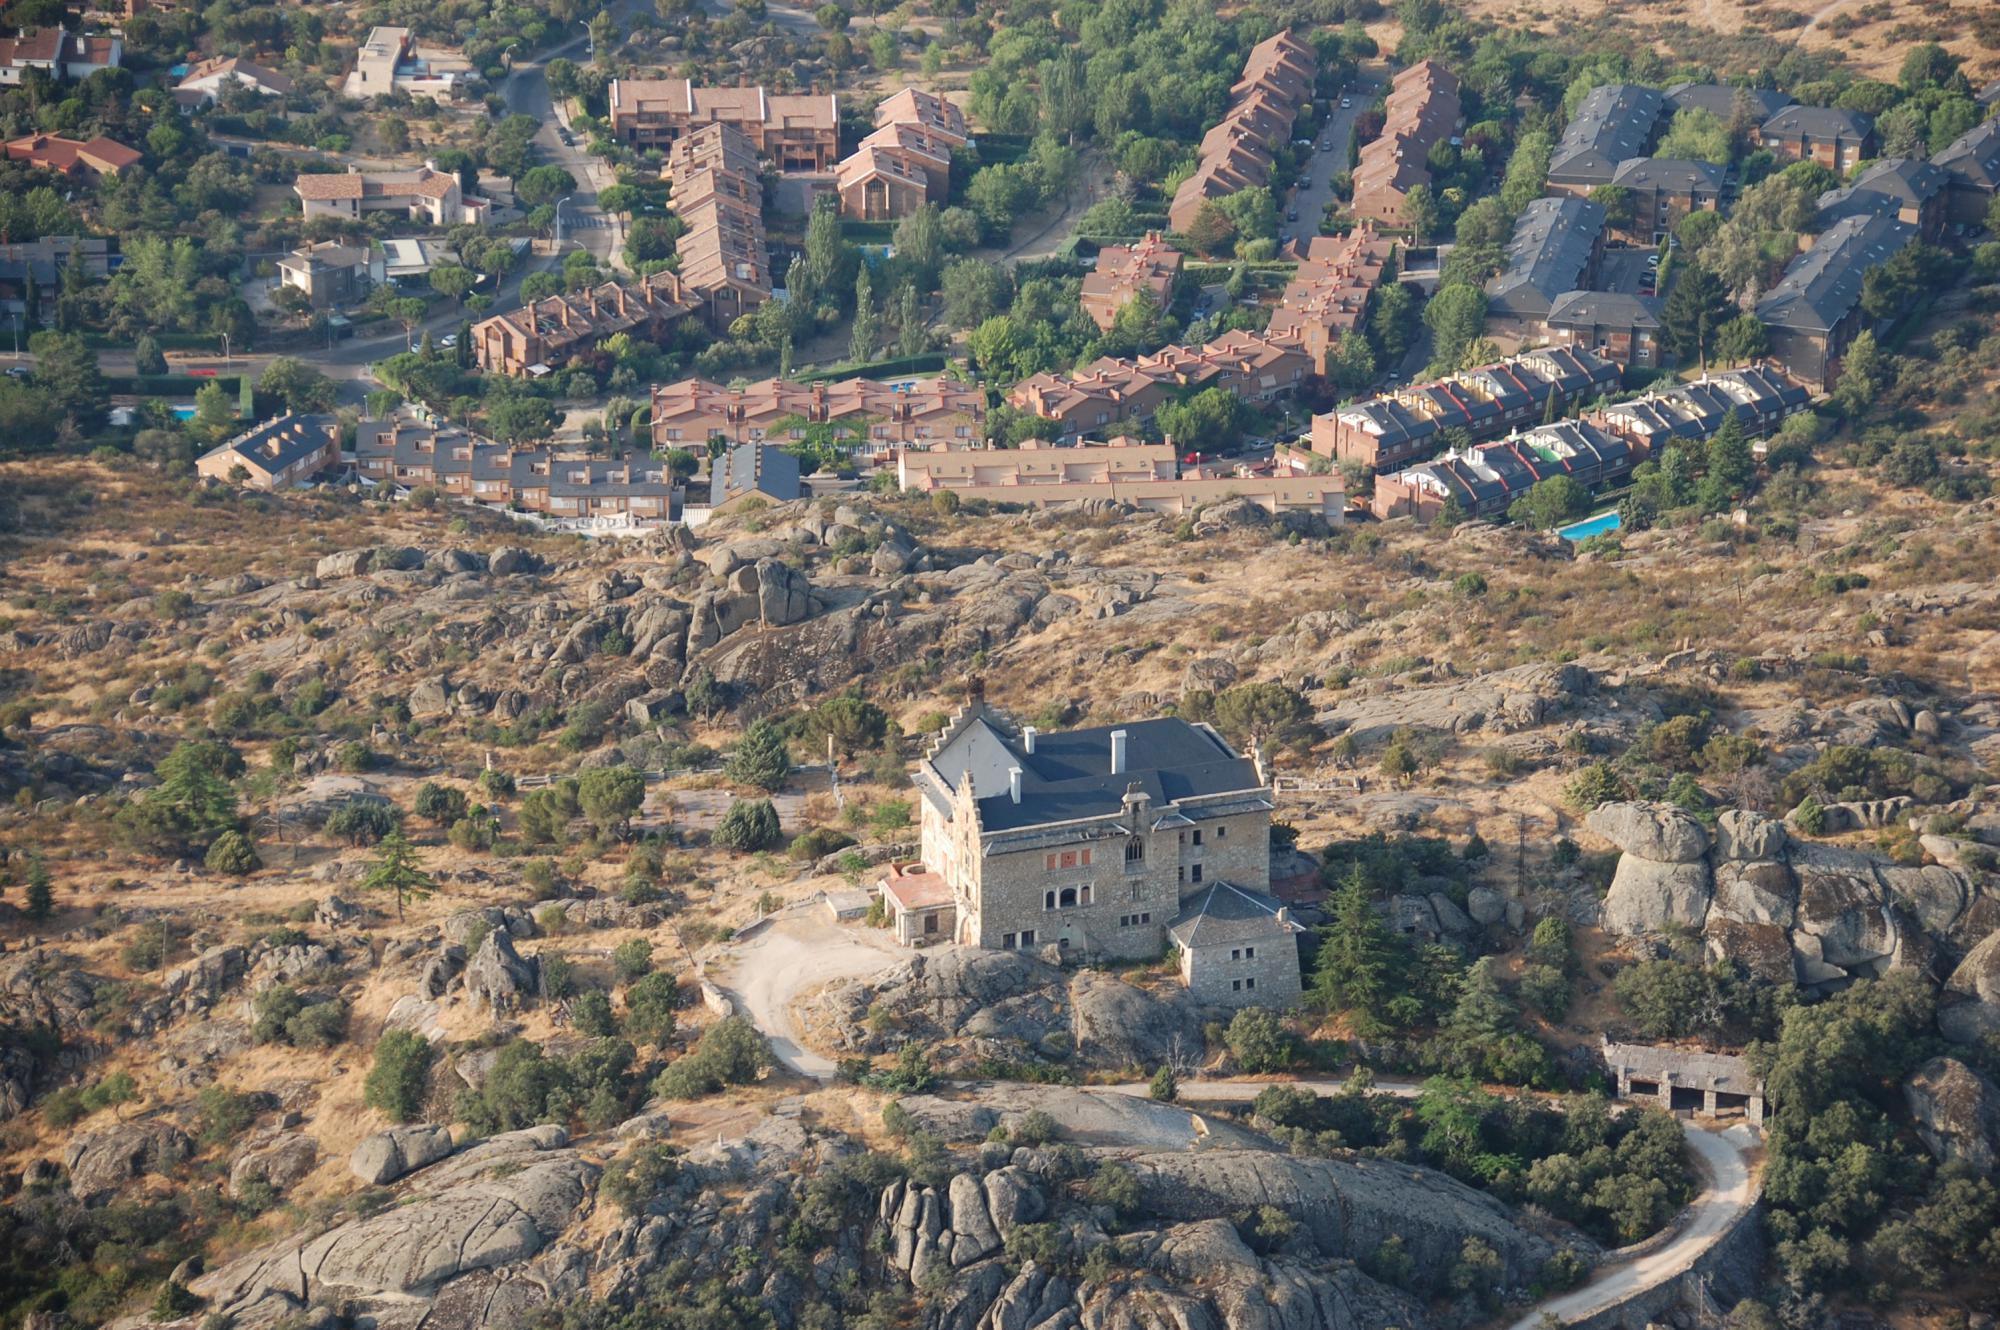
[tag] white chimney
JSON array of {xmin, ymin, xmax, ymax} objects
[
  {"xmin": 1022, "ymin": 725, "xmax": 1037, "ymax": 754},
  {"xmin": 1008, "ymin": 766, "xmax": 1022, "ymax": 803},
  {"xmin": 1110, "ymin": 729, "xmax": 1128, "ymax": 775}
]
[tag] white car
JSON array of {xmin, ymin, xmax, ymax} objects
[
  {"xmin": 1340, "ymin": 97, "xmax": 1351, "ymax": 108},
  {"xmin": 440, "ymin": 334, "xmax": 459, "ymax": 349}
]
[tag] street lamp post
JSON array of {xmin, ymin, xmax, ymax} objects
[
  {"xmin": 581, "ymin": 18, "xmax": 594, "ymax": 62},
  {"xmin": 221, "ymin": 332, "xmax": 231, "ymax": 365},
  {"xmin": 555, "ymin": 195, "xmax": 574, "ymax": 251}
]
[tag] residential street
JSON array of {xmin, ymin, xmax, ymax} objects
[{"xmin": 1280, "ymin": 64, "xmax": 1382, "ymax": 249}]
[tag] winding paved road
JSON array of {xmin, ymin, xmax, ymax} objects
[{"xmin": 1096, "ymin": 1078, "xmax": 1759, "ymax": 1330}]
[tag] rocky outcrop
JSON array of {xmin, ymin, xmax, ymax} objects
[
  {"xmin": 876, "ymin": 1143, "xmax": 1557, "ymax": 1329},
  {"xmin": 62, "ymin": 1121, "xmax": 192, "ymax": 1201},
  {"xmin": 1941, "ymin": 932, "xmax": 2000, "ymax": 1044},
  {"xmin": 1318, "ymin": 661, "xmax": 1600, "ymax": 744},
  {"xmin": 1904, "ymin": 1056, "xmax": 2000, "ymax": 1174},
  {"xmin": 351, "ymin": 1124, "xmax": 454, "ymax": 1185},
  {"xmin": 465, "ymin": 931, "xmax": 538, "ymax": 1014},
  {"xmin": 808, "ymin": 950, "xmax": 1205, "ymax": 1073},
  {"xmin": 1592, "ymin": 802, "xmax": 1713, "ymax": 934},
  {"xmin": 1589, "ymin": 802, "xmax": 1710, "ymax": 863},
  {"xmin": 1588, "ymin": 801, "xmax": 1996, "ymax": 1010},
  {"xmin": 230, "ymin": 1131, "xmax": 318, "ymax": 1197},
  {"xmin": 195, "ymin": 1128, "xmax": 594, "ymax": 1323}
]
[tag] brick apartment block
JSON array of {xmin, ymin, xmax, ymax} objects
[
  {"xmin": 608, "ymin": 78, "xmax": 838, "ymax": 171},
  {"xmin": 472, "ymin": 271, "xmax": 695, "ymax": 377},
  {"xmin": 1349, "ymin": 60, "xmax": 1461, "ymax": 228}
]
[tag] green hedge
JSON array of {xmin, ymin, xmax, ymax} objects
[
  {"xmin": 106, "ymin": 374, "xmax": 249, "ymax": 399},
  {"xmin": 839, "ymin": 220, "xmax": 898, "ymax": 243},
  {"xmin": 797, "ymin": 353, "xmax": 948, "ymax": 383}
]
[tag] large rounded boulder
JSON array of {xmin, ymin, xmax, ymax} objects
[{"xmin": 1586, "ymin": 802, "xmax": 1711, "ymax": 863}]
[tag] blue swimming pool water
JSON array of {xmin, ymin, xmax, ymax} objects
[
  {"xmin": 1559, "ymin": 510, "xmax": 1622, "ymax": 542},
  {"xmin": 171, "ymin": 405, "xmax": 197, "ymax": 420}
]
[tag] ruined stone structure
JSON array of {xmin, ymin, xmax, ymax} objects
[{"xmin": 1602, "ymin": 1038, "xmax": 1766, "ymax": 1125}]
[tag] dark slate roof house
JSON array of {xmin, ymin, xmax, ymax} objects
[
  {"xmin": 1548, "ymin": 84, "xmax": 1664, "ymax": 190},
  {"xmin": 1486, "ymin": 195, "xmax": 1607, "ymax": 322},
  {"xmin": 708, "ymin": 442, "xmax": 802, "ymax": 511},
  {"xmin": 1814, "ymin": 157, "xmax": 1948, "ymax": 232},
  {"xmin": 1663, "ymin": 82, "xmax": 1792, "ymax": 124},
  {"xmin": 1547, "ymin": 290, "xmax": 1663, "ymax": 331},
  {"xmin": 1755, "ymin": 214, "xmax": 1916, "ymax": 337},
  {"xmin": 928, "ymin": 716, "xmax": 1264, "ymax": 834},
  {"xmin": 1610, "ymin": 156, "xmax": 1724, "ymax": 195},
  {"xmin": 1169, "ymin": 881, "xmax": 1306, "ymax": 949},
  {"xmin": 1932, "ymin": 116, "xmax": 2000, "ymax": 226}
]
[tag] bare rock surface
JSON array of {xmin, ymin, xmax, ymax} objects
[
  {"xmin": 195, "ymin": 1129, "xmax": 594, "ymax": 1318},
  {"xmin": 351, "ymin": 1124, "xmax": 455, "ymax": 1185},
  {"xmin": 1904, "ymin": 1056, "xmax": 2000, "ymax": 1174}
]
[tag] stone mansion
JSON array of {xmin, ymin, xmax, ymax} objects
[{"xmin": 882, "ymin": 693, "xmax": 1304, "ymax": 1006}]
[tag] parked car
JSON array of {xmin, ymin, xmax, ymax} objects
[
  {"xmin": 439, "ymin": 334, "xmax": 459, "ymax": 349},
  {"xmin": 1340, "ymin": 97, "xmax": 1352, "ymax": 108},
  {"xmin": 1320, "ymin": 139, "xmax": 1335, "ymax": 152}
]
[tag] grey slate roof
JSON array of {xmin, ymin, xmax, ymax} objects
[
  {"xmin": 1168, "ymin": 882, "xmax": 1303, "ymax": 948},
  {"xmin": 1760, "ymin": 104, "xmax": 1871, "ymax": 144},
  {"xmin": 1486, "ymin": 195, "xmax": 1605, "ymax": 319},
  {"xmin": 1814, "ymin": 157, "xmax": 1946, "ymax": 227},
  {"xmin": 709, "ymin": 442, "xmax": 802, "ymax": 506},
  {"xmin": 203, "ymin": 414, "xmax": 339, "ymax": 476},
  {"xmin": 1549, "ymin": 84, "xmax": 1664, "ymax": 187},
  {"xmin": 1722, "ymin": 364, "xmax": 1810, "ymax": 414},
  {"xmin": 941, "ymin": 715, "xmax": 1265, "ymax": 835},
  {"xmin": 1933, "ymin": 116, "xmax": 2000, "ymax": 191},
  {"xmin": 1663, "ymin": 82, "xmax": 1791, "ymax": 123},
  {"xmin": 1755, "ymin": 213, "xmax": 1916, "ymax": 334},
  {"xmin": 1546, "ymin": 289, "xmax": 1663, "ymax": 330},
  {"xmin": 1610, "ymin": 156, "xmax": 1724, "ymax": 193}
]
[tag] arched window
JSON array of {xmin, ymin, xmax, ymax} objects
[
  {"xmin": 1124, "ymin": 837, "xmax": 1144, "ymax": 864},
  {"xmin": 1058, "ymin": 887, "xmax": 1078, "ymax": 908},
  {"xmin": 1044, "ymin": 890, "xmax": 1056, "ymax": 910}
]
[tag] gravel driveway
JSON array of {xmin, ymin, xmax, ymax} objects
[{"xmin": 710, "ymin": 913, "xmax": 909, "ymax": 1077}]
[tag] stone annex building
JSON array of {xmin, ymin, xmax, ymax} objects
[{"xmin": 883, "ymin": 691, "xmax": 1304, "ymax": 1006}]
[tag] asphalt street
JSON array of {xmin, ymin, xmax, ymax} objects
[{"xmin": 1279, "ymin": 65, "xmax": 1383, "ymax": 250}]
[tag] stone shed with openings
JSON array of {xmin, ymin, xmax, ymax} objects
[{"xmin": 1603, "ymin": 1037, "xmax": 1765, "ymax": 1124}]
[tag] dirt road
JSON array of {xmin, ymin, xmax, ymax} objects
[
  {"xmin": 1509, "ymin": 1122, "xmax": 1757, "ymax": 1328},
  {"xmin": 1102, "ymin": 1076, "xmax": 1759, "ymax": 1330},
  {"xmin": 710, "ymin": 913, "xmax": 907, "ymax": 1077}
]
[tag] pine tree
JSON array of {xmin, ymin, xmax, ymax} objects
[
  {"xmin": 1149, "ymin": 1064, "xmax": 1179, "ymax": 1102},
  {"xmin": 363, "ymin": 829, "xmax": 436, "ymax": 921},
  {"xmin": 724, "ymin": 719, "xmax": 791, "ymax": 792},
  {"xmin": 24, "ymin": 857, "xmax": 52, "ymax": 922},
  {"xmin": 1311, "ymin": 864, "xmax": 1401, "ymax": 1033},
  {"xmin": 1704, "ymin": 412, "xmax": 1755, "ymax": 493},
  {"xmin": 1662, "ymin": 262, "xmax": 1734, "ymax": 372},
  {"xmin": 1445, "ymin": 957, "xmax": 1514, "ymax": 1046}
]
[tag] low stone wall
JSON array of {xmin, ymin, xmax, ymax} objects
[{"xmin": 1563, "ymin": 1197, "xmax": 1765, "ymax": 1330}]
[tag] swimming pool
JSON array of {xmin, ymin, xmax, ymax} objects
[
  {"xmin": 1559, "ymin": 510, "xmax": 1622, "ymax": 542},
  {"xmin": 171, "ymin": 405, "xmax": 197, "ymax": 421}
]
